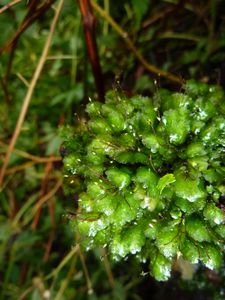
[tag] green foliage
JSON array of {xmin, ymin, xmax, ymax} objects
[
  {"xmin": 1, "ymin": 0, "xmax": 225, "ymax": 298},
  {"xmin": 62, "ymin": 80, "xmax": 225, "ymax": 281}
]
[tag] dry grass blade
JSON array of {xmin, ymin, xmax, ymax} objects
[
  {"xmin": 32, "ymin": 178, "xmax": 63, "ymax": 213},
  {"xmin": 32, "ymin": 161, "xmax": 53, "ymax": 230},
  {"xmin": 0, "ymin": 140, "xmax": 61, "ymax": 163},
  {"xmin": 101, "ymin": 248, "xmax": 115, "ymax": 288},
  {"xmin": 77, "ymin": 245, "xmax": 93, "ymax": 294},
  {"xmin": 0, "ymin": 0, "xmax": 22, "ymax": 14},
  {"xmin": 0, "ymin": 0, "xmax": 65, "ymax": 186}
]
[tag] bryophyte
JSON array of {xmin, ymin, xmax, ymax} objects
[{"xmin": 61, "ymin": 80, "xmax": 225, "ymax": 281}]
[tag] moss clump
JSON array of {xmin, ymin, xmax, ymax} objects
[{"xmin": 61, "ymin": 80, "xmax": 225, "ymax": 281}]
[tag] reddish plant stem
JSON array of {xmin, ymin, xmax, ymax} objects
[
  {"xmin": 43, "ymin": 230, "xmax": 55, "ymax": 262},
  {"xmin": 32, "ymin": 161, "xmax": 53, "ymax": 230},
  {"xmin": 18, "ymin": 262, "xmax": 28, "ymax": 287},
  {"xmin": 77, "ymin": 0, "xmax": 105, "ymax": 101}
]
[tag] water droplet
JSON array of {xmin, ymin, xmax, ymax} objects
[
  {"xmin": 169, "ymin": 133, "xmax": 178, "ymax": 143},
  {"xmin": 194, "ymin": 128, "xmax": 200, "ymax": 134},
  {"xmin": 162, "ymin": 117, "xmax": 167, "ymax": 125},
  {"xmin": 88, "ymin": 288, "xmax": 94, "ymax": 295}
]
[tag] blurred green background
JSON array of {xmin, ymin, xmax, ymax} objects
[{"xmin": 0, "ymin": 0, "xmax": 225, "ymax": 299}]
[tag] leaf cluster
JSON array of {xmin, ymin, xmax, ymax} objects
[{"xmin": 62, "ymin": 80, "xmax": 225, "ymax": 281}]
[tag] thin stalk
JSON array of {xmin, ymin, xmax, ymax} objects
[
  {"xmin": 46, "ymin": 244, "xmax": 79, "ymax": 280},
  {"xmin": 0, "ymin": 248, "xmax": 15, "ymax": 300},
  {"xmin": 91, "ymin": 0, "xmax": 183, "ymax": 85},
  {"xmin": 0, "ymin": 140, "xmax": 61, "ymax": 163},
  {"xmin": 0, "ymin": 0, "xmax": 64, "ymax": 186},
  {"xmin": 54, "ymin": 257, "xmax": 77, "ymax": 300},
  {"xmin": 78, "ymin": 0, "xmax": 105, "ymax": 101},
  {"xmin": 0, "ymin": 0, "xmax": 22, "ymax": 14}
]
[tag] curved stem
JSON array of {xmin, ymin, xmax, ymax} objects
[
  {"xmin": 0, "ymin": 0, "xmax": 64, "ymax": 186},
  {"xmin": 91, "ymin": 0, "xmax": 183, "ymax": 85}
]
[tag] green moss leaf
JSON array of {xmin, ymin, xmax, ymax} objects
[
  {"xmin": 185, "ymin": 216, "xmax": 211, "ymax": 242},
  {"xmin": 203, "ymin": 203, "xmax": 225, "ymax": 225},
  {"xmin": 86, "ymin": 101, "xmax": 101, "ymax": 116},
  {"xmin": 135, "ymin": 167, "xmax": 158, "ymax": 190},
  {"xmin": 186, "ymin": 142, "xmax": 206, "ymax": 158},
  {"xmin": 200, "ymin": 244, "xmax": 222, "ymax": 270},
  {"xmin": 106, "ymin": 167, "xmax": 131, "ymax": 190},
  {"xmin": 150, "ymin": 253, "xmax": 172, "ymax": 281},
  {"xmin": 63, "ymin": 82, "xmax": 225, "ymax": 282},
  {"xmin": 174, "ymin": 170, "xmax": 207, "ymax": 202},
  {"xmin": 156, "ymin": 226, "xmax": 179, "ymax": 258},
  {"xmin": 108, "ymin": 200, "xmax": 137, "ymax": 227},
  {"xmin": 181, "ymin": 239, "xmax": 199, "ymax": 264},
  {"xmin": 157, "ymin": 173, "xmax": 176, "ymax": 194},
  {"xmin": 162, "ymin": 108, "xmax": 190, "ymax": 145},
  {"xmin": 88, "ymin": 118, "xmax": 112, "ymax": 134},
  {"xmin": 215, "ymin": 224, "xmax": 225, "ymax": 239}
]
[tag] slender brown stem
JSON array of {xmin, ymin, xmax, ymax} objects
[
  {"xmin": 7, "ymin": 189, "xmax": 18, "ymax": 219},
  {"xmin": 0, "ymin": 140, "xmax": 61, "ymax": 163},
  {"xmin": 32, "ymin": 178, "xmax": 62, "ymax": 213},
  {"xmin": 101, "ymin": 248, "xmax": 115, "ymax": 288},
  {"xmin": 78, "ymin": 0, "xmax": 105, "ymax": 101},
  {"xmin": 43, "ymin": 230, "xmax": 55, "ymax": 262},
  {"xmin": 32, "ymin": 161, "xmax": 53, "ymax": 230},
  {"xmin": 0, "ymin": 0, "xmax": 64, "ymax": 186},
  {"xmin": 77, "ymin": 244, "xmax": 93, "ymax": 294},
  {"xmin": 18, "ymin": 262, "xmax": 28, "ymax": 287},
  {"xmin": 0, "ymin": 0, "xmax": 22, "ymax": 14},
  {"xmin": 0, "ymin": 76, "xmax": 11, "ymax": 103},
  {"xmin": 54, "ymin": 257, "xmax": 76, "ymax": 300},
  {"xmin": 142, "ymin": 5, "xmax": 175, "ymax": 29},
  {"xmin": 5, "ymin": 159, "xmax": 61, "ymax": 175}
]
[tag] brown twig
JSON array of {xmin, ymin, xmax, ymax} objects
[
  {"xmin": 0, "ymin": 76, "xmax": 11, "ymax": 103},
  {"xmin": 101, "ymin": 248, "xmax": 115, "ymax": 288},
  {"xmin": 18, "ymin": 262, "xmax": 28, "ymax": 287},
  {"xmin": 54, "ymin": 256, "xmax": 77, "ymax": 300},
  {"xmin": 91, "ymin": 0, "xmax": 183, "ymax": 85},
  {"xmin": 43, "ymin": 230, "xmax": 55, "ymax": 262},
  {"xmin": 43, "ymin": 190, "xmax": 56, "ymax": 262},
  {"xmin": 0, "ymin": 0, "xmax": 64, "ymax": 186},
  {"xmin": 32, "ymin": 178, "xmax": 62, "ymax": 213},
  {"xmin": 77, "ymin": 244, "xmax": 93, "ymax": 294},
  {"xmin": 0, "ymin": 0, "xmax": 22, "ymax": 14},
  {"xmin": 5, "ymin": 159, "xmax": 61, "ymax": 175},
  {"xmin": 78, "ymin": 0, "xmax": 105, "ymax": 101},
  {"xmin": 7, "ymin": 189, "xmax": 18, "ymax": 220},
  {"xmin": 0, "ymin": 140, "xmax": 61, "ymax": 163},
  {"xmin": 32, "ymin": 161, "xmax": 53, "ymax": 230},
  {"xmin": 142, "ymin": 5, "xmax": 175, "ymax": 29},
  {"xmin": 48, "ymin": 196, "xmax": 56, "ymax": 228}
]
